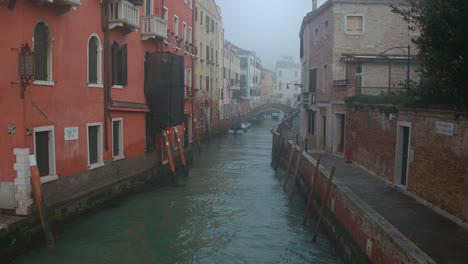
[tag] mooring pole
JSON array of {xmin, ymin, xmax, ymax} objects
[
  {"xmin": 303, "ymin": 156, "xmax": 321, "ymax": 225},
  {"xmin": 194, "ymin": 118, "xmax": 201, "ymax": 153},
  {"xmin": 173, "ymin": 126, "xmax": 188, "ymax": 177},
  {"xmin": 282, "ymin": 143, "xmax": 296, "ymax": 191},
  {"xmin": 29, "ymin": 155, "xmax": 55, "ymax": 251},
  {"xmin": 312, "ymin": 166, "xmax": 335, "ymax": 242},
  {"xmin": 163, "ymin": 130, "xmax": 177, "ymax": 185}
]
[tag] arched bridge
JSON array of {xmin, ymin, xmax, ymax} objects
[{"xmin": 250, "ymin": 103, "xmax": 296, "ymax": 116}]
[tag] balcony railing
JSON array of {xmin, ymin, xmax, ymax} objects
[
  {"xmin": 141, "ymin": 16, "xmax": 167, "ymax": 40},
  {"xmin": 359, "ymin": 87, "xmax": 404, "ymax": 96},
  {"xmin": 109, "ymin": 0, "xmax": 140, "ymax": 30},
  {"xmin": 301, "ymin": 91, "xmax": 316, "ymax": 108}
]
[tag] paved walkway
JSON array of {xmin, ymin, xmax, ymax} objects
[{"xmin": 310, "ymin": 154, "xmax": 468, "ymax": 264}]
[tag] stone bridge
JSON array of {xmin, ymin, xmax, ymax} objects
[{"xmin": 248, "ymin": 103, "xmax": 296, "ymax": 117}]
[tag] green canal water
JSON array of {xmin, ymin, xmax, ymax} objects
[{"xmin": 13, "ymin": 119, "xmax": 343, "ymax": 264}]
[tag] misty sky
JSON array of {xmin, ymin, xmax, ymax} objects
[{"xmin": 217, "ymin": 0, "xmax": 326, "ymax": 70}]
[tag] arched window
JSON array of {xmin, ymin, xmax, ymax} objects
[
  {"xmin": 88, "ymin": 35, "xmax": 102, "ymax": 85},
  {"xmin": 34, "ymin": 22, "xmax": 51, "ymax": 81}
]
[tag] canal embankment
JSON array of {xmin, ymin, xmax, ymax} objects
[{"xmin": 273, "ymin": 126, "xmax": 468, "ymax": 263}]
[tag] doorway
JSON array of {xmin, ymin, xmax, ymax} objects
[
  {"xmin": 334, "ymin": 114, "xmax": 345, "ymax": 153},
  {"xmin": 395, "ymin": 122, "xmax": 411, "ymax": 187},
  {"xmin": 34, "ymin": 126, "xmax": 55, "ymax": 177},
  {"xmin": 322, "ymin": 116, "xmax": 326, "ymax": 151}
]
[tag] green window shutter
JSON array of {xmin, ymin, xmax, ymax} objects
[
  {"xmin": 34, "ymin": 23, "xmax": 48, "ymax": 81},
  {"xmin": 88, "ymin": 37, "xmax": 98, "ymax": 84},
  {"xmin": 119, "ymin": 44, "xmax": 128, "ymax": 86},
  {"xmin": 112, "ymin": 41, "xmax": 119, "ymax": 86}
]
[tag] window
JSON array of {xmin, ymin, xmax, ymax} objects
[
  {"xmin": 200, "ymin": 42, "xmax": 203, "ymax": 60},
  {"xmin": 314, "ymin": 28, "xmax": 318, "ymax": 45},
  {"xmin": 34, "ymin": 126, "xmax": 56, "ymax": 179},
  {"xmin": 112, "ymin": 118, "xmax": 124, "ymax": 160},
  {"xmin": 200, "ymin": 74, "xmax": 203, "ymax": 90},
  {"xmin": 200, "ymin": 11, "xmax": 203, "ymax": 25},
  {"xmin": 205, "ymin": 15, "xmax": 209, "ymax": 32},
  {"xmin": 183, "ymin": 22, "xmax": 187, "ymax": 44},
  {"xmin": 88, "ymin": 35, "xmax": 102, "ymax": 86},
  {"xmin": 309, "ymin": 68, "xmax": 317, "ymax": 92},
  {"xmin": 195, "ymin": 7, "xmax": 197, "ymax": 21},
  {"xmin": 323, "ymin": 64, "xmax": 328, "ymax": 92},
  {"xmin": 187, "ymin": 68, "xmax": 192, "ymax": 87},
  {"xmin": 174, "ymin": 15, "xmax": 179, "ymax": 36},
  {"xmin": 346, "ymin": 15, "xmax": 363, "ymax": 34},
  {"xmin": 324, "ymin": 20, "xmax": 329, "ymax": 39},
  {"xmin": 163, "ymin": 6, "xmax": 168, "ymax": 21},
  {"xmin": 111, "ymin": 42, "xmax": 127, "ymax": 87},
  {"xmin": 308, "ymin": 111, "xmax": 315, "ymax": 134},
  {"xmin": 211, "ymin": 20, "xmax": 214, "ymax": 32},
  {"xmin": 206, "ymin": 45, "xmax": 209, "ymax": 61},
  {"xmin": 188, "ymin": 27, "xmax": 192, "ymax": 43},
  {"xmin": 87, "ymin": 123, "xmax": 103, "ymax": 169},
  {"xmin": 33, "ymin": 22, "xmax": 52, "ymax": 83},
  {"xmin": 206, "ymin": 76, "xmax": 209, "ymax": 91},
  {"xmin": 145, "ymin": 0, "xmax": 153, "ymax": 16},
  {"xmin": 216, "ymin": 50, "xmax": 218, "ymax": 65}
]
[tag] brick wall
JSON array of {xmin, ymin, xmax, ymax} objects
[{"xmin": 347, "ymin": 105, "xmax": 468, "ymax": 223}]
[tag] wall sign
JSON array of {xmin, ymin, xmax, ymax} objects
[
  {"xmin": 435, "ymin": 122, "xmax": 454, "ymax": 136},
  {"xmin": 64, "ymin": 127, "xmax": 79, "ymax": 141}
]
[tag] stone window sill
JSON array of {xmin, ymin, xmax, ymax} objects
[
  {"xmin": 112, "ymin": 85, "xmax": 124, "ymax": 89},
  {"xmin": 40, "ymin": 175, "xmax": 58, "ymax": 184},
  {"xmin": 88, "ymin": 162, "xmax": 104, "ymax": 170},
  {"xmin": 88, "ymin": 83, "xmax": 104, "ymax": 88},
  {"xmin": 33, "ymin": 80, "xmax": 55, "ymax": 86},
  {"xmin": 112, "ymin": 155, "xmax": 125, "ymax": 161}
]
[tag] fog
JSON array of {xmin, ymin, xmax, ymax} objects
[{"xmin": 217, "ymin": 0, "xmax": 326, "ymax": 70}]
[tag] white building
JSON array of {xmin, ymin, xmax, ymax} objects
[
  {"xmin": 238, "ymin": 48, "xmax": 262, "ymax": 107},
  {"xmin": 274, "ymin": 56, "xmax": 301, "ymax": 107},
  {"xmin": 222, "ymin": 40, "xmax": 241, "ymax": 119}
]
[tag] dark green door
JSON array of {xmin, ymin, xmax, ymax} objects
[{"xmin": 35, "ymin": 131, "xmax": 49, "ymax": 176}]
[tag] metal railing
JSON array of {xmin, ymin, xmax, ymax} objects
[
  {"xmin": 141, "ymin": 16, "xmax": 167, "ymax": 40},
  {"xmin": 360, "ymin": 87, "xmax": 403, "ymax": 96},
  {"xmin": 301, "ymin": 92, "xmax": 316, "ymax": 107},
  {"xmin": 109, "ymin": 0, "xmax": 140, "ymax": 29}
]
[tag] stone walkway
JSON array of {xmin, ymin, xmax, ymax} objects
[{"xmin": 310, "ymin": 154, "xmax": 468, "ymax": 264}]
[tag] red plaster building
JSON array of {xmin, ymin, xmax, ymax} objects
[{"xmin": 0, "ymin": 0, "xmax": 194, "ymax": 214}]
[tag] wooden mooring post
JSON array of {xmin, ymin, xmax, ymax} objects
[
  {"xmin": 288, "ymin": 148, "xmax": 302, "ymax": 198},
  {"xmin": 194, "ymin": 119, "xmax": 201, "ymax": 153},
  {"xmin": 173, "ymin": 126, "xmax": 188, "ymax": 177},
  {"xmin": 282, "ymin": 143, "xmax": 296, "ymax": 191},
  {"xmin": 312, "ymin": 166, "xmax": 335, "ymax": 242},
  {"xmin": 303, "ymin": 156, "xmax": 321, "ymax": 225},
  {"xmin": 29, "ymin": 155, "xmax": 55, "ymax": 251},
  {"xmin": 163, "ymin": 130, "xmax": 177, "ymax": 185}
]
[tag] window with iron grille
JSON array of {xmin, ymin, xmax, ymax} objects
[{"xmin": 34, "ymin": 22, "xmax": 50, "ymax": 81}]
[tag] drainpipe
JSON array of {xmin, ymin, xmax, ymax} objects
[
  {"xmin": 103, "ymin": 0, "xmax": 111, "ymax": 151},
  {"xmin": 192, "ymin": 0, "xmax": 196, "ymax": 141}
]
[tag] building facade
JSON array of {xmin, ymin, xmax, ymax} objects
[
  {"xmin": 260, "ymin": 67, "xmax": 275, "ymax": 104},
  {"xmin": 299, "ymin": 0, "xmax": 418, "ymax": 154},
  {"xmin": 0, "ymin": 0, "xmax": 193, "ymax": 214},
  {"xmin": 238, "ymin": 49, "xmax": 262, "ymax": 107},
  {"xmin": 222, "ymin": 40, "xmax": 241, "ymax": 119},
  {"xmin": 274, "ymin": 56, "xmax": 301, "ymax": 107},
  {"xmin": 194, "ymin": 0, "xmax": 223, "ymax": 133}
]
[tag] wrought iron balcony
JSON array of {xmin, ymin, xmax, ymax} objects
[
  {"xmin": 109, "ymin": 0, "xmax": 140, "ymax": 30},
  {"xmin": 141, "ymin": 16, "xmax": 167, "ymax": 40},
  {"xmin": 301, "ymin": 91, "xmax": 316, "ymax": 108}
]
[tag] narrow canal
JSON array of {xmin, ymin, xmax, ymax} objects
[{"xmin": 13, "ymin": 119, "xmax": 343, "ymax": 264}]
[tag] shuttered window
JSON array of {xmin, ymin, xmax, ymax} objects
[
  {"xmin": 346, "ymin": 16, "xmax": 363, "ymax": 34},
  {"xmin": 111, "ymin": 42, "xmax": 128, "ymax": 86},
  {"xmin": 34, "ymin": 23, "xmax": 49, "ymax": 81},
  {"xmin": 88, "ymin": 36, "xmax": 98, "ymax": 84},
  {"xmin": 309, "ymin": 68, "xmax": 317, "ymax": 92}
]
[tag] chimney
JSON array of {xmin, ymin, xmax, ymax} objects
[{"xmin": 312, "ymin": 0, "xmax": 317, "ymax": 11}]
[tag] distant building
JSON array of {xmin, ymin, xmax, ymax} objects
[
  {"xmin": 222, "ymin": 40, "xmax": 241, "ymax": 119},
  {"xmin": 260, "ymin": 67, "xmax": 275, "ymax": 104},
  {"xmin": 238, "ymin": 48, "xmax": 262, "ymax": 107},
  {"xmin": 274, "ymin": 56, "xmax": 301, "ymax": 107},
  {"xmin": 299, "ymin": 0, "xmax": 418, "ymax": 153}
]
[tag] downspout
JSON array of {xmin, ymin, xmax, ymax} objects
[
  {"xmin": 192, "ymin": 0, "xmax": 196, "ymax": 141},
  {"xmin": 103, "ymin": 0, "xmax": 111, "ymax": 151}
]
